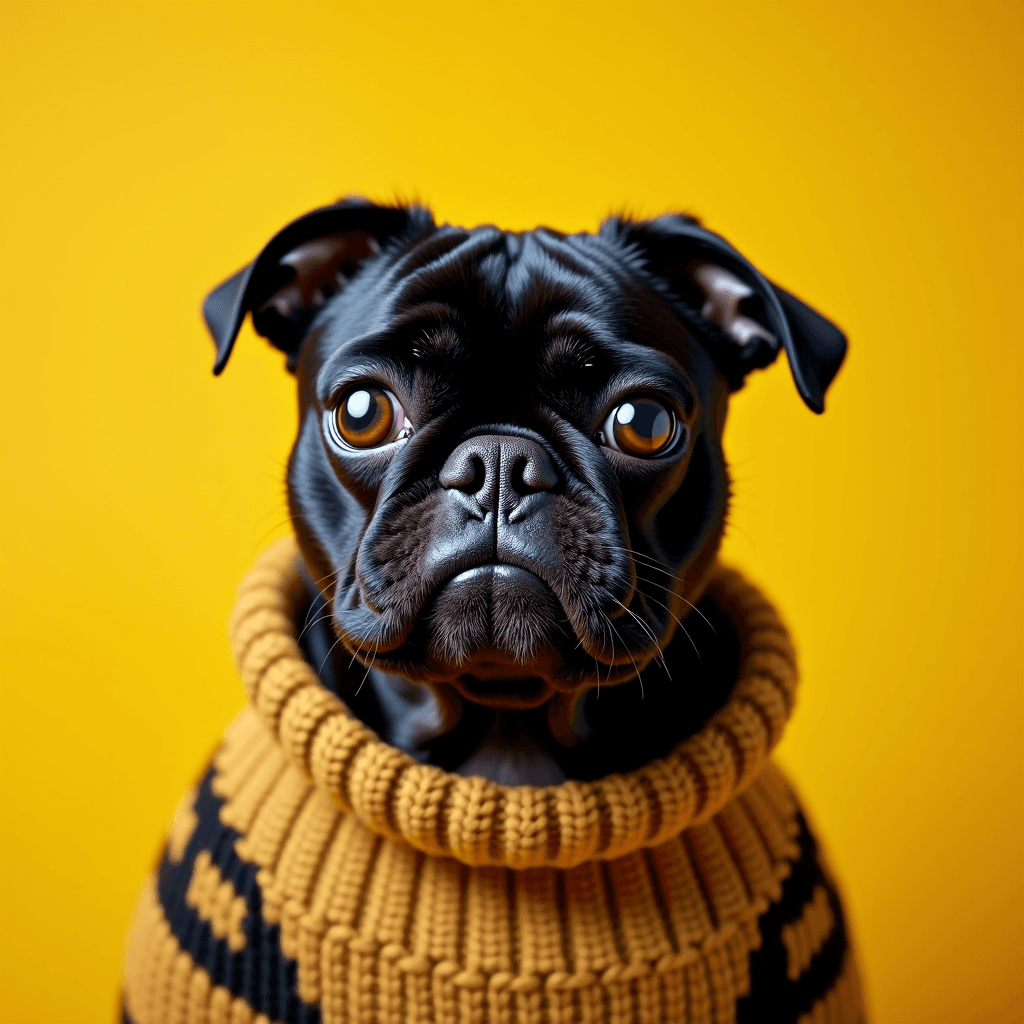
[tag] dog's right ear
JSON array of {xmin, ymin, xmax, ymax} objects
[{"xmin": 203, "ymin": 198, "xmax": 433, "ymax": 374}]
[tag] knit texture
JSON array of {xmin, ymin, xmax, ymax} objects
[{"xmin": 123, "ymin": 538, "xmax": 863, "ymax": 1024}]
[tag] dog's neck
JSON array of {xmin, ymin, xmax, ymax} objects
[{"xmin": 297, "ymin": 573, "xmax": 743, "ymax": 785}]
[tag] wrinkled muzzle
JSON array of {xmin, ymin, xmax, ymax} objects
[{"xmin": 329, "ymin": 431, "xmax": 679, "ymax": 696}]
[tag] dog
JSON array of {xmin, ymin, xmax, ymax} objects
[
  {"xmin": 203, "ymin": 197, "xmax": 845, "ymax": 788},
  {"xmin": 121, "ymin": 199, "xmax": 856, "ymax": 1024},
  {"xmin": 119, "ymin": 197, "xmax": 860, "ymax": 1024}
]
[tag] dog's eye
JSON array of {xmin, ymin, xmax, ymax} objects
[
  {"xmin": 332, "ymin": 386, "xmax": 411, "ymax": 449},
  {"xmin": 602, "ymin": 397, "xmax": 677, "ymax": 457}
]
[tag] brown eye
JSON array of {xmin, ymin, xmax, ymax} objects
[
  {"xmin": 603, "ymin": 396, "xmax": 677, "ymax": 457},
  {"xmin": 332, "ymin": 386, "xmax": 409, "ymax": 449}
]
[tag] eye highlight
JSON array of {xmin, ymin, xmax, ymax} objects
[
  {"xmin": 601, "ymin": 396, "xmax": 679, "ymax": 457},
  {"xmin": 330, "ymin": 385, "xmax": 412, "ymax": 450}
]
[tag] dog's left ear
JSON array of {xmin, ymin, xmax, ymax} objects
[
  {"xmin": 203, "ymin": 198, "xmax": 433, "ymax": 374},
  {"xmin": 604, "ymin": 214, "xmax": 847, "ymax": 413}
]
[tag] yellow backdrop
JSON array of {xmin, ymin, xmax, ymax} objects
[{"xmin": 1, "ymin": 2, "xmax": 1021, "ymax": 1021}]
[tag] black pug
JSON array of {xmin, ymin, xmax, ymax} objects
[{"xmin": 203, "ymin": 198, "xmax": 844, "ymax": 787}]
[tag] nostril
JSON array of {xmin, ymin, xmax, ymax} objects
[
  {"xmin": 441, "ymin": 435, "xmax": 557, "ymax": 502},
  {"xmin": 510, "ymin": 452, "xmax": 558, "ymax": 495},
  {"xmin": 510, "ymin": 456, "xmax": 530, "ymax": 497},
  {"xmin": 465, "ymin": 455, "xmax": 486, "ymax": 495},
  {"xmin": 440, "ymin": 451, "xmax": 488, "ymax": 494}
]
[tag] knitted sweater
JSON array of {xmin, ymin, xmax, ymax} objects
[{"xmin": 123, "ymin": 539, "xmax": 863, "ymax": 1024}]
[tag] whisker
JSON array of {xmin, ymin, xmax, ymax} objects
[
  {"xmin": 252, "ymin": 516, "xmax": 299, "ymax": 553},
  {"xmin": 296, "ymin": 608, "xmax": 336, "ymax": 645},
  {"xmin": 354, "ymin": 623, "xmax": 385, "ymax": 697},
  {"xmin": 349, "ymin": 641, "xmax": 364, "ymax": 670},
  {"xmin": 604, "ymin": 546, "xmax": 676, "ymax": 580},
  {"xmin": 602, "ymin": 563, "xmax": 698, "ymax": 638},
  {"xmin": 604, "ymin": 545, "xmax": 718, "ymax": 635},
  {"xmin": 318, "ymin": 632, "xmax": 346, "ymax": 676},
  {"xmin": 722, "ymin": 517, "xmax": 757, "ymax": 550},
  {"xmin": 602, "ymin": 613, "xmax": 644, "ymax": 699},
  {"xmin": 306, "ymin": 562, "xmax": 348, "ymax": 593},
  {"xmin": 598, "ymin": 560, "xmax": 704, "ymax": 667},
  {"xmin": 602, "ymin": 614, "xmax": 617, "ymax": 692},
  {"xmin": 620, "ymin": 571, "xmax": 717, "ymax": 638},
  {"xmin": 673, "ymin": 594, "xmax": 718, "ymax": 635},
  {"xmin": 611, "ymin": 598, "xmax": 672, "ymax": 681}
]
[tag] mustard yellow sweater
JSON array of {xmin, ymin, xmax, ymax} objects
[{"xmin": 123, "ymin": 539, "xmax": 863, "ymax": 1024}]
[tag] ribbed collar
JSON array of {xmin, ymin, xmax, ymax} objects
[{"xmin": 230, "ymin": 537, "xmax": 797, "ymax": 869}]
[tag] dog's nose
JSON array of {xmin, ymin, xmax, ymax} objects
[{"xmin": 440, "ymin": 434, "xmax": 558, "ymax": 516}]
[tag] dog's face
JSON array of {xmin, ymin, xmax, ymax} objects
[{"xmin": 205, "ymin": 200, "xmax": 844, "ymax": 711}]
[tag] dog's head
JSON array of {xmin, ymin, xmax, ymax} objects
[{"xmin": 204, "ymin": 198, "xmax": 844, "ymax": 711}]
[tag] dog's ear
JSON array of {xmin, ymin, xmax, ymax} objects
[
  {"xmin": 203, "ymin": 198, "xmax": 434, "ymax": 374},
  {"xmin": 604, "ymin": 214, "xmax": 847, "ymax": 413}
]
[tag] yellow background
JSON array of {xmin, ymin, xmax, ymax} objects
[{"xmin": 1, "ymin": 2, "xmax": 1021, "ymax": 1021}]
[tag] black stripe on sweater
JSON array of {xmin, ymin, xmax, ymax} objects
[
  {"xmin": 736, "ymin": 811, "xmax": 853, "ymax": 1023},
  {"xmin": 152, "ymin": 763, "xmax": 322, "ymax": 1024}
]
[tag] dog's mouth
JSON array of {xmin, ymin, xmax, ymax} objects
[
  {"xmin": 333, "ymin": 548, "xmax": 664, "ymax": 698},
  {"xmin": 417, "ymin": 564, "xmax": 571, "ymax": 697},
  {"xmin": 453, "ymin": 671, "xmax": 553, "ymax": 709}
]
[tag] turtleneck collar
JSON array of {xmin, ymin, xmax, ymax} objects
[{"xmin": 230, "ymin": 537, "xmax": 797, "ymax": 869}]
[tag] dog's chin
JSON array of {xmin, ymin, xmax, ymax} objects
[{"xmin": 417, "ymin": 564, "xmax": 572, "ymax": 707}]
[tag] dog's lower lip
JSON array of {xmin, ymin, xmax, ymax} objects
[{"xmin": 447, "ymin": 564, "xmax": 544, "ymax": 587}]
